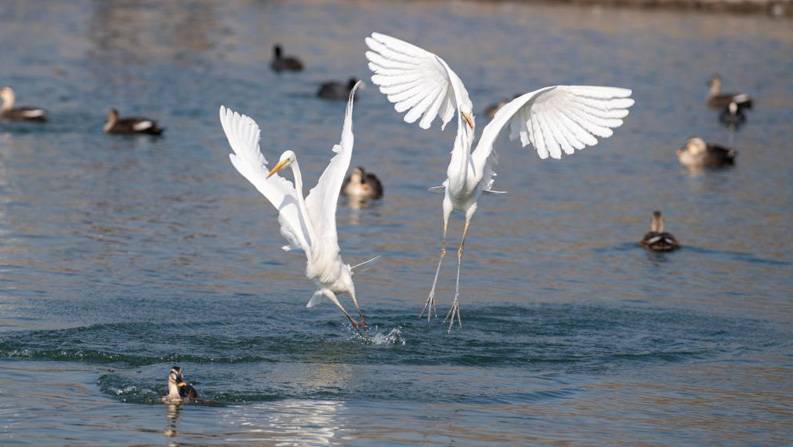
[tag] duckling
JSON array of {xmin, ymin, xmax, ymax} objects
[
  {"xmin": 0, "ymin": 86, "xmax": 47, "ymax": 122},
  {"xmin": 104, "ymin": 108, "xmax": 164, "ymax": 135},
  {"xmin": 677, "ymin": 137, "xmax": 736, "ymax": 169},
  {"xmin": 707, "ymin": 75, "xmax": 752, "ymax": 110},
  {"xmin": 342, "ymin": 166, "xmax": 383, "ymax": 200},
  {"xmin": 162, "ymin": 366, "xmax": 198, "ymax": 404},
  {"xmin": 270, "ymin": 44, "xmax": 304, "ymax": 72},
  {"xmin": 318, "ymin": 78, "xmax": 358, "ymax": 100},
  {"xmin": 718, "ymin": 101, "xmax": 746, "ymax": 129},
  {"xmin": 640, "ymin": 211, "xmax": 680, "ymax": 252}
]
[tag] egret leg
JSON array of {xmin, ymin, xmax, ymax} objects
[
  {"xmin": 348, "ymin": 290, "xmax": 366, "ymax": 327},
  {"xmin": 444, "ymin": 209, "xmax": 474, "ymax": 332},
  {"xmin": 420, "ymin": 199, "xmax": 452, "ymax": 321},
  {"xmin": 325, "ymin": 290, "xmax": 363, "ymax": 329}
]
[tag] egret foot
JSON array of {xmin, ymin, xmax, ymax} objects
[
  {"xmin": 419, "ymin": 289, "xmax": 438, "ymax": 321},
  {"xmin": 443, "ymin": 296, "xmax": 462, "ymax": 332}
]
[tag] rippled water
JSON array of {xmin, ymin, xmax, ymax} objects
[{"xmin": 1, "ymin": 1, "xmax": 792, "ymax": 445}]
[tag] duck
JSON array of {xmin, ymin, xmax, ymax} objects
[
  {"xmin": 677, "ymin": 137, "xmax": 736, "ymax": 169},
  {"xmin": 718, "ymin": 101, "xmax": 746, "ymax": 129},
  {"xmin": 707, "ymin": 75, "xmax": 752, "ymax": 110},
  {"xmin": 342, "ymin": 166, "xmax": 383, "ymax": 200},
  {"xmin": 270, "ymin": 44, "xmax": 304, "ymax": 72},
  {"xmin": 161, "ymin": 366, "xmax": 198, "ymax": 404},
  {"xmin": 0, "ymin": 86, "xmax": 47, "ymax": 122},
  {"xmin": 317, "ymin": 78, "xmax": 359, "ymax": 100},
  {"xmin": 104, "ymin": 108, "xmax": 164, "ymax": 135},
  {"xmin": 640, "ymin": 211, "xmax": 680, "ymax": 252},
  {"xmin": 483, "ymin": 94, "xmax": 520, "ymax": 119}
]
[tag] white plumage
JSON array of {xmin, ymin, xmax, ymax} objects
[
  {"xmin": 365, "ymin": 32, "xmax": 634, "ymax": 330},
  {"xmin": 219, "ymin": 81, "xmax": 367, "ymax": 328}
]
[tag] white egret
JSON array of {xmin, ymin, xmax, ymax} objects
[
  {"xmin": 365, "ymin": 32, "xmax": 634, "ymax": 330},
  {"xmin": 219, "ymin": 81, "xmax": 367, "ymax": 328}
]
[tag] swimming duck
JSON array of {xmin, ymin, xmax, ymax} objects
[
  {"xmin": 718, "ymin": 101, "xmax": 746, "ymax": 129},
  {"xmin": 677, "ymin": 137, "xmax": 736, "ymax": 169},
  {"xmin": 318, "ymin": 78, "xmax": 359, "ymax": 100},
  {"xmin": 640, "ymin": 211, "xmax": 680, "ymax": 252},
  {"xmin": 483, "ymin": 94, "xmax": 520, "ymax": 119},
  {"xmin": 342, "ymin": 166, "xmax": 383, "ymax": 200},
  {"xmin": 0, "ymin": 86, "xmax": 47, "ymax": 122},
  {"xmin": 270, "ymin": 44, "xmax": 304, "ymax": 72},
  {"xmin": 707, "ymin": 75, "xmax": 752, "ymax": 110},
  {"xmin": 104, "ymin": 108, "xmax": 164, "ymax": 135},
  {"xmin": 162, "ymin": 366, "xmax": 198, "ymax": 404}
]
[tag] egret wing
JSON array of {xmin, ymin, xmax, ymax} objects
[
  {"xmin": 219, "ymin": 106, "xmax": 312, "ymax": 254},
  {"xmin": 304, "ymin": 82, "xmax": 361, "ymax": 258},
  {"xmin": 474, "ymin": 85, "xmax": 634, "ymax": 162},
  {"xmin": 365, "ymin": 32, "xmax": 472, "ymax": 131}
]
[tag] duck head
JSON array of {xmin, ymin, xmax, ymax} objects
[
  {"xmin": 0, "ymin": 86, "xmax": 14, "ymax": 110},
  {"xmin": 273, "ymin": 44, "xmax": 283, "ymax": 59},
  {"xmin": 167, "ymin": 366, "xmax": 186, "ymax": 399},
  {"xmin": 678, "ymin": 137, "xmax": 706, "ymax": 157},
  {"xmin": 651, "ymin": 211, "xmax": 665, "ymax": 233},
  {"xmin": 707, "ymin": 74, "xmax": 722, "ymax": 96}
]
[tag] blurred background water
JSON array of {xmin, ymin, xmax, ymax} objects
[{"xmin": 1, "ymin": 1, "xmax": 792, "ymax": 445}]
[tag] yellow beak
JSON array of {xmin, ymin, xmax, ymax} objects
[
  {"xmin": 462, "ymin": 112, "xmax": 474, "ymax": 130},
  {"xmin": 267, "ymin": 159, "xmax": 289, "ymax": 178}
]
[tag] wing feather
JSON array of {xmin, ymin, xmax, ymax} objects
[
  {"xmin": 304, "ymin": 82, "xmax": 362, "ymax": 259},
  {"xmin": 473, "ymin": 85, "xmax": 633, "ymax": 176},
  {"xmin": 219, "ymin": 106, "xmax": 312, "ymax": 254},
  {"xmin": 365, "ymin": 32, "xmax": 472, "ymax": 132}
]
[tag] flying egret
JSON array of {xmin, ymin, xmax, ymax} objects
[
  {"xmin": 219, "ymin": 81, "xmax": 367, "ymax": 328},
  {"xmin": 365, "ymin": 32, "xmax": 634, "ymax": 330}
]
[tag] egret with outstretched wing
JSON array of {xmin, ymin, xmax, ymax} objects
[
  {"xmin": 365, "ymin": 32, "xmax": 634, "ymax": 330},
  {"xmin": 219, "ymin": 81, "xmax": 367, "ymax": 328}
]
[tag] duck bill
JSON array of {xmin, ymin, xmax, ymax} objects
[{"xmin": 267, "ymin": 159, "xmax": 289, "ymax": 178}]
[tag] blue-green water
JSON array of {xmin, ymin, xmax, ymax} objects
[{"xmin": 1, "ymin": 1, "xmax": 792, "ymax": 445}]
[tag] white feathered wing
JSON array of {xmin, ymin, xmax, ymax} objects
[
  {"xmin": 304, "ymin": 81, "xmax": 362, "ymax": 263},
  {"xmin": 472, "ymin": 85, "xmax": 635, "ymax": 189},
  {"xmin": 219, "ymin": 106, "xmax": 313, "ymax": 255}
]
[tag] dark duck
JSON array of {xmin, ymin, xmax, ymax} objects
[
  {"xmin": 104, "ymin": 108, "xmax": 164, "ymax": 135},
  {"xmin": 677, "ymin": 137, "xmax": 736, "ymax": 169},
  {"xmin": 162, "ymin": 366, "xmax": 198, "ymax": 404},
  {"xmin": 318, "ymin": 78, "xmax": 359, "ymax": 100},
  {"xmin": 718, "ymin": 100, "xmax": 746, "ymax": 129},
  {"xmin": 707, "ymin": 74, "xmax": 752, "ymax": 111},
  {"xmin": 270, "ymin": 44, "xmax": 304, "ymax": 72},
  {"xmin": 342, "ymin": 166, "xmax": 383, "ymax": 200},
  {"xmin": 0, "ymin": 86, "xmax": 47, "ymax": 122},
  {"xmin": 640, "ymin": 211, "xmax": 680, "ymax": 252}
]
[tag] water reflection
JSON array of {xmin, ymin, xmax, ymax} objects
[
  {"xmin": 163, "ymin": 403, "xmax": 181, "ymax": 439},
  {"xmin": 227, "ymin": 399, "xmax": 343, "ymax": 446}
]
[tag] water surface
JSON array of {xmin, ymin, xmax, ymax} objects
[{"xmin": 1, "ymin": 1, "xmax": 792, "ymax": 445}]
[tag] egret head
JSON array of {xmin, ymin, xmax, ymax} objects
[{"xmin": 267, "ymin": 150, "xmax": 297, "ymax": 178}]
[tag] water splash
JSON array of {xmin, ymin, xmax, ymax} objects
[{"xmin": 354, "ymin": 327, "xmax": 406, "ymax": 346}]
